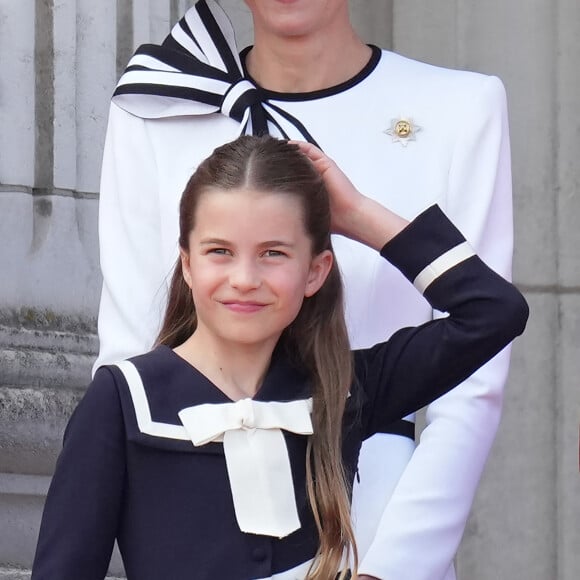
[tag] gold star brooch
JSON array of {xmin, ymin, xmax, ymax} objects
[{"xmin": 384, "ymin": 117, "xmax": 422, "ymax": 147}]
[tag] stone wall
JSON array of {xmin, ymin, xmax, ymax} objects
[{"xmin": 0, "ymin": 1, "xmax": 578, "ymax": 578}]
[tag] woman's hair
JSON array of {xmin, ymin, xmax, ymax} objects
[{"xmin": 157, "ymin": 135, "xmax": 357, "ymax": 578}]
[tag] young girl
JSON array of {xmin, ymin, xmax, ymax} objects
[{"xmin": 32, "ymin": 136, "xmax": 527, "ymax": 580}]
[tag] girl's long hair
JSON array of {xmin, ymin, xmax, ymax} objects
[{"xmin": 157, "ymin": 135, "xmax": 357, "ymax": 578}]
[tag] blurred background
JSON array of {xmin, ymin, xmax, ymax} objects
[{"xmin": 0, "ymin": 1, "xmax": 578, "ymax": 578}]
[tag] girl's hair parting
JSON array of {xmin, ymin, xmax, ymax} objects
[{"xmin": 157, "ymin": 135, "xmax": 357, "ymax": 579}]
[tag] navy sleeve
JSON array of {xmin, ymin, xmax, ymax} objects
[
  {"xmin": 355, "ymin": 205, "xmax": 528, "ymax": 439},
  {"xmin": 32, "ymin": 367, "xmax": 126, "ymax": 580}
]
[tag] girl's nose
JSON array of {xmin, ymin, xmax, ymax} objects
[{"xmin": 229, "ymin": 259, "xmax": 261, "ymax": 291}]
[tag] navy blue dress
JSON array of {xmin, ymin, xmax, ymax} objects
[{"xmin": 32, "ymin": 206, "xmax": 528, "ymax": 580}]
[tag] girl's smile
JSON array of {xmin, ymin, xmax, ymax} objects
[{"xmin": 220, "ymin": 300, "xmax": 269, "ymax": 313}]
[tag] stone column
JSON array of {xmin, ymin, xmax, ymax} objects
[{"xmin": 0, "ymin": 0, "xmax": 119, "ymax": 576}]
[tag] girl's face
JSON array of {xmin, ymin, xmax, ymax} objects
[
  {"xmin": 244, "ymin": 0, "xmax": 349, "ymax": 39},
  {"xmin": 181, "ymin": 188, "xmax": 332, "ymax": 350}
]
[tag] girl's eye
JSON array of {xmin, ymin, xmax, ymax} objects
[
  {"xmin": 208, "ymin": 248, "xmax": 231, "ymax": 256},
  {"xmin": 263, "ymin": 249, "xmax": 286, "ymax": 258}
]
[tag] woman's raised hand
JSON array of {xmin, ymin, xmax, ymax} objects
[
  {"xmin": 294, "ymin": 141, "xmax": 409, "ymax": 250},
  {"xmin": 292, "ymin": 140, "xmax": 366, "ymax": 238}
]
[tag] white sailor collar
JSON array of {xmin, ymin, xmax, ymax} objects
[
  {"xmin": 109, "ymin": 345, "xmax": 315, "ymax": 538},
  {"xmin": 109, "ymin": 344, "xmax": 313, "ymax": 454}
]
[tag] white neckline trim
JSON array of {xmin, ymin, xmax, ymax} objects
[{"xmin": 115, "ymin": 360, "xmax": 190, "ymax": 440}]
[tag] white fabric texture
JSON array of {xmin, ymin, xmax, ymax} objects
[{"xmin": 179, "ymin": 398, "xmax": 313, "ymax": 538}]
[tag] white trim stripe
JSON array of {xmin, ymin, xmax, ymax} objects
[
  {"xmin": 413, "ymin": 241, "xmax": 475, "ymax": 293},
  {"xmin": 118, "ymin": 70, "xmax": 229, "ymax": 93},
  {"xmin": 128, "ymin": 54, "xmax": 180, "ymax": 73},
  {"xmin": 174, "ymin": 17, "xmax": 208, "ymax": 63},
  {"xmin": 183, "ymin": 4, "xmax": 228, "ymax": 71},
  {"xmin": 115, "ymin": 360, "xmax": 190, "ymax": 440}
]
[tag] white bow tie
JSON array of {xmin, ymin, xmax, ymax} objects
[{"xmin": 178, "ymin": 397, "xmax": 313, "ymax": 538}]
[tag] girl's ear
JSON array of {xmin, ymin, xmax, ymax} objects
[
  {"xmin": 304, "ymin": 250, "xmax": 333, "ymax": 298},
  {"xmin": 180, "ymin": 248, "xmax": 193, "ymax": 289}
]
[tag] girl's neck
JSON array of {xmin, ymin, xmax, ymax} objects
[
  {"xmin": 174, "ymin": 329, "xmax": 277, "ymax": 401},
  {"xmin": 246, "ymin": 27, "xmax": 371, "ymax": 93}
]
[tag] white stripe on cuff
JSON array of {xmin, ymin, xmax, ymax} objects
[{"xmin": 413, "ymin": 241, "xmax": 475, "ymax": 294}]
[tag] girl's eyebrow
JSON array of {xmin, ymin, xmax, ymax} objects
[
  {"xmin": 199, "ymin": 238, "xmax": 233, "ymax": 246},
  {"xmin": 199, "ymin": 238, "xmax": 295, "ymax": 248},
  {"xmin": 258, "ymin": 240, "xmax": 296, "ymax": 249}
]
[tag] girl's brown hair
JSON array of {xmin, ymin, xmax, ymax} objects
[{"xmin": 157, "ymin": 135, "xmax": 357, "ymax": 578}]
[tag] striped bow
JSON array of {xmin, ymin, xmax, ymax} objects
[{"xmin": 112, "ymin": 0, "xmax": 318, "ymax": 143}]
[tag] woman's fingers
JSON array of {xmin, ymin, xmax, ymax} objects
[
  {"xmin": 289, "ymin": 140, "xmax": 333, "ymax": 172},
  {"xmin": 288, "ymin": 139, "xmax": 321, "ymax": 159},
  {"xmin": 289, "ymin": 140, "xmax": 366, "ymax": 236}
]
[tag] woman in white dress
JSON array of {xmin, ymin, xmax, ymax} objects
[{"xmin": 96, "ymin": 2, "xmax": 514, "ymax": 578}]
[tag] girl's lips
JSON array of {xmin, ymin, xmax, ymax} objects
[{"xmin": 221, "ymin": 301, "xmax": 267, "ymax": 313}]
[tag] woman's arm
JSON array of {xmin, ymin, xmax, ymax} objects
[
  {"xmin": 358, "ymin": 75, "xmax": 514, "ymax": 580},
  {"xmin": 94, "ymin": 103, "xmax": 166, "ymax": 374},
  {"xmin": 300, "ymin": 135, "xmax": 526, "ymax": 580},
  {"xmin": 32, "ymin": 369, "xmax": 126, "ymax": 580}
]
